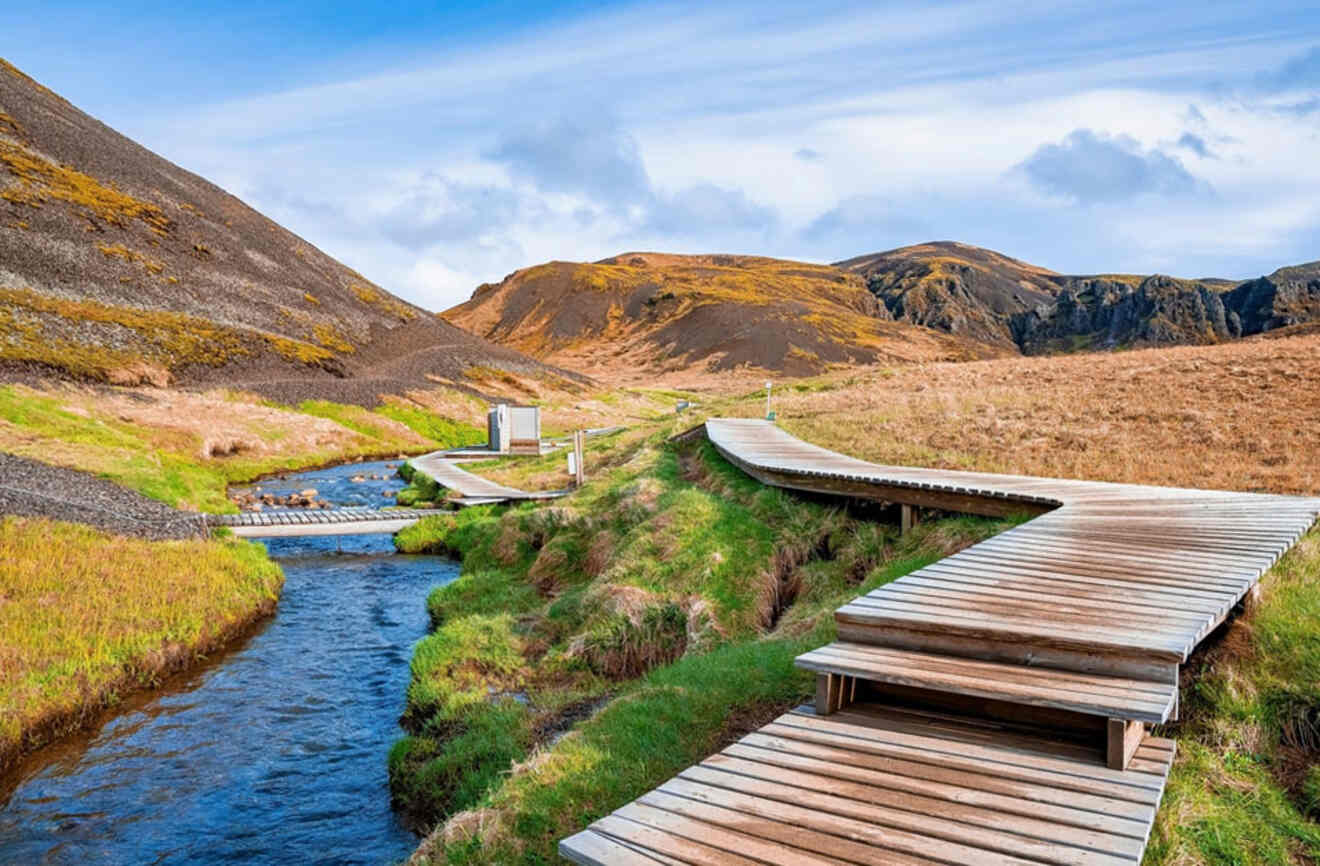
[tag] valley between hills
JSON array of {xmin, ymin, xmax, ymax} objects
[{"xmin": 2, "ymin": 54, "xmax": 1319, "ymax": 866}]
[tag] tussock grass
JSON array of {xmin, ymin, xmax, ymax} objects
[{"xmin": 0, "ymin": 517, "xmax": 283, "ymax": 769}]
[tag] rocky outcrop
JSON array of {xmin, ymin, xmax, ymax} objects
[
  {"xmin": 1012, "ymin": 276, "xmax": 1241, "ymax": 353},
  {"xmin": 1225, "ymin": 262, "xmax": 1320, "ymax": 334},
  {"xmin": 1013, "ymin": 263, "xmax": 1320, "ymax": 354}
]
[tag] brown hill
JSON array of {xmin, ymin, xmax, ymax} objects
[
  {"xmin": 442, "ymin": 252, "xmax": 1006, "ymax": 383},
  {"xmin": 0, "ymin": 58, "xmax": 566, "ymax": 404}
]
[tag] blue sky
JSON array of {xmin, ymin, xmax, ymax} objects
[{"xmin": 5, "ymin": 1, "xmax": 1320, "ymax": 309}]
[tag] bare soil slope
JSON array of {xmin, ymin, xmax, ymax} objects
[
  {"xmin": 0, "ymin": 59, "xmax": 567, "ymax": 404},
  {"xmin": 443, "ymin": 251, "xmax": 1005, "ymax": 384}
]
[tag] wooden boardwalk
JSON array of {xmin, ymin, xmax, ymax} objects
[
  {"xmin": 211, "ymin": 506, "xmax": 422, "ymax": 538},
  {"xmin": 561, "ymin": 418, "xmax": 1320, "ymax": 865},
  {"xmin": 409, "ymin": 452, "xmax": 570, "ymax": 505},
  {"xmin": 214, "ymin": 454, "xmax": 567, "ymax": 537}
]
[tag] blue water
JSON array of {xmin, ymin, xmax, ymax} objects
[{"xmin": 0, "ymin": 461, "xmax": 454, "ymax": 865}]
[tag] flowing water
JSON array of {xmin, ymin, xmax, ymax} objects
[{"xmin": 0, "ymin": 461, "xmax": 454, "ymax": 865}]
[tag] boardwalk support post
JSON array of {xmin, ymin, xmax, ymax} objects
[
  {"xmin": 901, "ymin": 504, "xmax": 917, "ymax": 535},
  {"xmin": 1107, "ymin": 718, "xmax": 1144, "ymax": 770},
  {"xmin": 573, "ymin": 430, "xmax": 586, "ymax": 487},
  {"xmin": 815, "ymin": 673, "xmax": 853, "ymax": 715}
]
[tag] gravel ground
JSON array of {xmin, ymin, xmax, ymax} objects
[{"xmin": 0, "ymin": 452, "xmax": 206, "ymax": 540}]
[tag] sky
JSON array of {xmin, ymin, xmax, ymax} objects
[{"xmin": 4, "ymin": 1, "xmax": 1320, "ymax": 310}]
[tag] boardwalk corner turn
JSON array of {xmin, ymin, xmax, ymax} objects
[{"xmin": 560, "ymin": 418, "xmax": 1320, "ymax": 866}]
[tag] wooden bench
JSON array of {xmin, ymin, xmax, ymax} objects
[{"xmin": 796, "ymin": 642, "xmax": 1176, "ymax": 770}]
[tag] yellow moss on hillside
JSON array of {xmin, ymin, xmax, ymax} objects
[
  {"xmin": 0, "ymin": 139, "xmax": 170, "ymax": 232},
  {"xmin": 0, "ymin": 111, "xmax": 21, "ymax": 138},
  {"xmin": 0, "ymin": 287, "xmax": 339, "ymax": 379},
  {"xmin": 263, "ymin": 334, "xmax": 334, "ymax": 365},
  {"xmin": 98, "ymin": 242, "xmax": 164, "ymax": 274},
  {"xmin": 0, "ymin": 287, "xmax": 248, "ymax": 380},
  {"xmin": 311, "ymin": 322, "xmax": 355, "ymax": 354},
  {"xmin": 350, "ymin": 282, "xmax": 416, "ymax": 322}
]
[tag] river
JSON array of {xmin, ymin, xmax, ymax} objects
[{"xmin": 0, "ymin": 460, "xmax": 453, "ymax": 865}]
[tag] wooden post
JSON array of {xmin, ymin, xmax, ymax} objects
[
  {"xmin": 1107, "ymin": 718, "xmax": 1144, "ymax": 770},
  {"xmin": 901, "ymin": 504, "xmax": 915, "ymax": 535},
  {"xmin": 814, "ymin": 673, "xmax": 852, "ymax": 715},
  {"xmin": 573, "ymin": 430, "xmax": 585, "ymax": 487}
]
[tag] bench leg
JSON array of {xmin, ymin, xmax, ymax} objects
[
  {"xmin": 1107, "ymin": 718, "xmax": 1144, "ymax": 770},
  {"xmin": 815, "ymin": 673, "xmax": 853, "ymax": 715}
]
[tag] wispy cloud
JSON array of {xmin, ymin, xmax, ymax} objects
[{"xmin": 27, "ymin": 0, "xmax": 1315, "ymax": 307}]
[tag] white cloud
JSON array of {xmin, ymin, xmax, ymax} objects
[{"xmin": 111, "ymin": 1, "xmax": 1320, "ymax": 308}]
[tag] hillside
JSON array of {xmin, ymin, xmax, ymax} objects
[
  {"xmin": 0, "ymin": 59, "xmax": 564, "ymax": 405},
  {"xmin": 842, "ymin": 241, "xmax": 1320, "ymax": 355},
  {"xmin": 442, "ymin": 252, "xmax": 1005, "ymax": 384},
  {"xmin": 836, "ymin": 241, "xmax": 1061, "ymax": 349}
]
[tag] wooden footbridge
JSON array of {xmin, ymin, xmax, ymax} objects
[
  {"xmin": 561, "ymin": 418, "xmax": 1320, "ymax": 866},
  {"xmin": 211, "ymin": 453, "xmax": 567, "ymax": 537}
]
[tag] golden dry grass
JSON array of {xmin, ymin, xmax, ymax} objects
[
  {"xmin": 0, "ymin": 517, "xmax": 283, "ymax": 767},
  {"xmin": 743, "ymin": 334, "xmax": 1320, "ymax": 495}
]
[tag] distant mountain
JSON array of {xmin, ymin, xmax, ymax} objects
[
  {"xmin": 0, "ymin": 58, "xmax": 564, "ymax": 404},
  {"xmin": 841, "ymin": 242, "xmax": 1320, "ymax": 355},
  {"xmin": 442, "ymin": 252, "xmax": 1006, "ymax": 382}
]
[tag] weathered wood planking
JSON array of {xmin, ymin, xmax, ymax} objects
[
  {"xmin": 561, "ymin": 705, "xmax": 1177, "ymax": 866},
  {"xmin": 559, "ymin": 419, "xmax": 1318, "ymax": 864},
  {"xmin": 796, "ymin": 642, "xmax": 1176, "ymax": 723},
  {"xmin": 705, "ymin": 418, "xmax": 1320, "ymax": 670},
  {"xmin": 409, "ymin": 452, "xmax": 570, "ymax": 502}
]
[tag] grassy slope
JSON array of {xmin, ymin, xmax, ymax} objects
[
  {"xmin": 392, "ymin": 424, "xmax": 1012, "ymax": 862},
  {"xmin": 0, "ymin": 517, "xmax": 284, "ymax": 769},
  {"xmin": 0, "ymin": 384, "xmax": 483, "ymax": 512},
  {"xmin": 1146, "ymin": 529, "xmax": 1320, "ymax": 865}
]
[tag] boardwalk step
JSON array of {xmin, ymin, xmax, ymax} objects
[
  {"xmin": 560, "ymin": 704, "xmax": 1176, "ymax": 866},
  {"xmin": 796, "ymin": 642, "xmax": 1176, "ymax": 724}
]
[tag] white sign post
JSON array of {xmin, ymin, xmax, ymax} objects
[{"xmin": 765, "ymin": 381, "xmax": 774, "ymax": 421}]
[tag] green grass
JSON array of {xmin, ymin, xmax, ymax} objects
[
  {"xmin": 376, "ymin": 405, "xmax": 484, "ymax": 449},
  {"xmin": 1145, "ymin": 528, "xmax": 1320, "ymax": 865},
  {"xmin": 0, "ymin": 516, "xmax": 283, "ymax": 768}
]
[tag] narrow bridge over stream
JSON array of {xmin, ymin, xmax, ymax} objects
[
  {"xmin": 561, "ymin": 418, "xmax": 1320, "ymax": 866},
  {"xmin": 211, "ymin": 453, "xmax": 568, "ymax": 538}
]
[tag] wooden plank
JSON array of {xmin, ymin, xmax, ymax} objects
[
  {"xmin": 559, "ymin": 829, "xmax": 675, "ymax": 865},
  {"xmin": 796, "ymin": 644, "xmax": 1173, "ymax": 722},
  {"xmin": 682, "ymin": 758, "xmax": 1145, "ymax": 860}
]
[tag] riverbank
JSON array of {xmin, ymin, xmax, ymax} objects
[
  {"xmin": 0, "ymin": 383, "xmax": 483, "ymax": 513},
  {"xmin": 0, "ymin": 381, "xmax": 488, "ymax": 776},
  {"xmin": 0, "ymin": 516, "xmax": 283, "ymax": 773},
  {"xmin": 389, "ymin": 423, "xmax": 1016, "ymax": 860}
]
